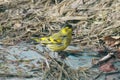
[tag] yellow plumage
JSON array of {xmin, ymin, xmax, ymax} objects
[{"xmin": 32, "ymin": 25, "xmax": 72, "ymax": 51}]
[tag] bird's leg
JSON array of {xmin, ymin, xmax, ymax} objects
[
  {"xmin": 53, "ymin": 51, "xmax": 59, "ymax": 58},
  {"xmin": 58, "ymin": 51, "xmax": 68, "ymax": 59}
]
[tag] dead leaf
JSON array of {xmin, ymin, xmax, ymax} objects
[
  {"xmin": 104, "ymin": 36, "xmax": 120, "ymax": 47},
  {"xmin": 99, "ymin": 62, "xmax": 117, "ymax": 72},
  {"xmin": 116, "ymin": 48, "xmax": 120, "ymax": 59}
]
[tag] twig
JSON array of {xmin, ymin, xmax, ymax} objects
[
  {"xmin": 29, "ymin": 47, "xmax": 50, "ymax": 69},
  {"xmin": 58, "ymin": 63, "xmax": 64, "ymax": 80},
  {"xmin": 105, "ymin": 70, "xmax": 120, "ymax": 75},
  {"xmin": 52, "ymin": 16, "xmax": 94, "ymax": 22},
  {"xmin": 50, "ymin": 58, "xmax": 70, "ymax": 80},
  {"xmin": 93, "ymin": 71, "xmax": 103, "ymax": 80},
  {"xmin": 0, "ymin": 73, "xmax": 36, "ymax": 78},
  {"xmin": 99, "ymin": 53, "xmax": 114, "ymax": 62}
]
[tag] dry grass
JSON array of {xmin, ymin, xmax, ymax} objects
[
  {"xmin": 0, "ymin": 0, "xmax": 120, "ymax": 79},
  {"xmin": 0, "ymin": 0, "xmax": 119, "ymax": 46}
]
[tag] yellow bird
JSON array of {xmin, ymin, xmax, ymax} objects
[{"xmin": 32, "ymin": 24, "xmax": 73, "ymax": 52}]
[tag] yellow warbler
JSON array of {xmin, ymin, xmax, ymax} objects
[{"xmin": 32, "ymin": 24, "xmax": 73, "ymax": 51}]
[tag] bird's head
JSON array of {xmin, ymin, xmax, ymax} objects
[{"xmin": 61, "ymin": 24, "xmax": 73, "ymax": 35}]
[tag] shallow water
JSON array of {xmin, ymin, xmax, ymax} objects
[
  {"xmin": 0, "ymin": 42, "xmax": 99, "ymax": 71},
  {"xmin": 1, "ymin": 42, "xmax": 119, "ymax": 80}
]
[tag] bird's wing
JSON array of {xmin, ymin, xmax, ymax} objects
[
  {"xmin": 46, "ymin": 35, "xmax": 70, "ymax": 51},
  {"xmin": 31, "ymin": 37, "xmax": 54, "ymax": 44},
  {"xmin": 32, "ymin": 31, "xmax": 67, "ymax": 45},
  {"xmin": 40, "ymin": 34, "xmax": 63, "ymax": 44},
  {"xmin": 50, "ymin": 33, "xmax": 63, "ymax": 43}
]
